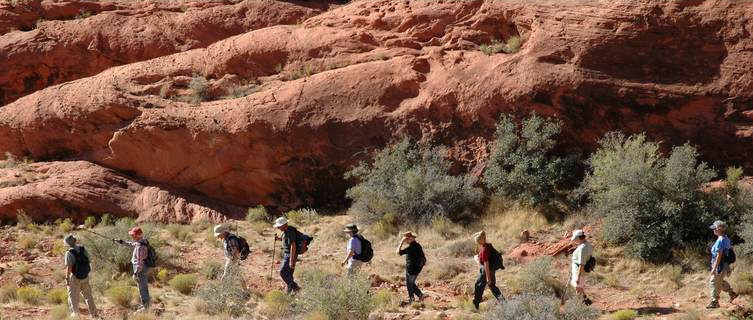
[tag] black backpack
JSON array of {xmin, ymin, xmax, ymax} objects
[
  {"xmin": 290, "ymin": 227, "xmax": 313, "ymax": 255},
  {"xmin": 143, "ymin": 240, "xmax": 157, "ymax": 268},
  {"xmin": 354, "ymin": 234, "xmax": 373, "ymax": 262},
  {"xmin": 227, "ymin": 235, "xmax": 251, "ymax": 260},
  {"xmin": 486, "ymin": 244, "xmax": 505, "ymax": 271},
  {"xmin": 583, "ymin": 256, "xmax": 596, "ymax": 273},
  {"xmin": 726, "ymin": 247, "xmax": 737, "ymax": 264},
  {"xmin": 70, "ymin": 247, "xmax": 91, "ymax": 280}
]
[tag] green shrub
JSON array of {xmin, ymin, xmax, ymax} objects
[
  {"xmin": 156, "ymin": 268, "xmax": 170, "ymax": 283},
  {"xmin": 372, "ymin": 288, "xmax": 399, "ymax": 311},
  {"xmin": 479, "ymin": 36, "xmax": 522, "ymax": 55},
  {"xmin": 49, "ymin": 304, "xmax": 69, "ymax": 320},
  {"xmin": 79, "ymin": 221, "xmax": 164, "ymax": 273},
  {"xmin": 196, "ymin": 274, "xmax": 249, "ymax": 316},
  {"xmin": 441, "ymin": 239, "xmax": 476, "ymax": 258},
  {"xmin": 562, "ymin": 298, "xmax": 601, "ymax": 320},
  {"xmin": 15, "ymin": 262, "xmax": 31, "ymax": 275},
  {"xmin": 610, "ymin": 309, "xmax": 638, "ymax": 320},
  {"xmin": 286, "ymin": 208, "xmax": 319, "ymax": 226},
  {"xmin": 46, "ymin": 287, "xmax": 68, "ymax": 304},
  {"xmin": 246, "ymin": 205, "xmax": 269, "ymax": 223},
  {"xmin": 487, "ymin": 294, "xmax": 598, "ymax": 320},
  {"xmin": 57, "ymin": 218, "xmax": 74, "ymax": 234},
  {"xmin": 262, "ymin": 290, "xmax": 293, "ymax": 319},
  {"xmin": 17, "ymin": 234, "xmax": 37, "ymax": 250},
  {"xmin": 169, "ymin": 274, "xmax": 198, "ymax": 295},
  {"xmin": 583, "ymin": 132, "xmax": 746, "ymax": 262},
  {"xmin": 0, "ymin": 283, "xmax": 17, "ymax": 303},
  {"xmin": 98, "ymin": 213, "xmax": 114, "ymax": 227},
  {"xmin": 188, "ymin": 74, "xmax": 209, "ymax": 103},
  {"xmin": 200, "ymin": 261, "xmax": 223, "ymax": 280},
  {"xmin": 432, "ymin": 216, "xmax": 460, "ymax": 239},
  {"xmin": 295, "ymin": 268, "xmax": 373, "ymax": 319},
  {"xmin": 507, "ymin": 257, "xmax": 564, "ymax": 297},
  {"xmin": 740, "ymin": 218, "xmax": 753, "ymax": 256},
  {"xmin": 106, "ymin": 285, "xmax": 136, "ymax": 308},
  {"xmin": 484, "ymin": 113, "xmax": 576, "ymax": 209},
  {"xmin": 84, "ymin": 216, "xmax": 97, "ymax": 229},
  {"xmin": 166, "ymin": 224, "xmax": 192, "ymax": 242},
  {"xmin": 346, "ymin": 138, "xmax": 483, "ymax": 226},
  {"xmin": 16, "ymin": 286, "xmax": 43, "ymax": 304}
]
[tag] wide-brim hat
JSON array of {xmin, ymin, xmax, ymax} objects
[
  {"xmin": 343, "ymin": 223, "xmax": 358, "ymax": 233},
  {"xmin": 709, "ymin": 220, "xmax": 727, "ymax": 230},
  {"xmin": 213, "ymin": 224, "xmax": 229, "ymax": 237},
  {"xmin": 571, "ymin": 229, "xmax": 585, "ymax": 241},
  {"xmin": 403, "ymin": 231, "xmax": 416, "ymax": 239},
  {"xmin": 273, "ymin": 217, "xmax": 288, "ymax": 228}
]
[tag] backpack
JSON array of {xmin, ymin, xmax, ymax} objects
[
  {"xmin": 227, "ymin": 234, "xmax": 251, "ymax": 260},
  {"xmin": 290, "ymin": 227, "xmax": 313, "ymax": 255},
  {"xmin": 486, "ymin": 244, "xmax": 505, "ymax": 271},
  {"xmin": 583, "ymin": 255, "xmax": 597, "ymax": 272},
  {"xmin": 70, "ymin": 247, "xmax": 91, "ymax": 280},
  {"xmin": 143, "ymin": 240, "xmax": 157, "ymax": 268},
  {"xmin": 353, "ymin": 234, "xmax": 373, "ymax": 262},
  {"xmin": 726, "ymin": 247, "xmax": 737, "ymax": 264}
]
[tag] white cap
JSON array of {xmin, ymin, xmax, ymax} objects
[
  {"xmin": 571, "ymin": 229, "xmax": 585, "ymax": 241},
  {"xmin": 709, "ymin": 220, "xmax": 727, "ymax": 230},
  {"xmin": 273, "ymin": 217, "xmax": 288, "ymax": 228},
  {"xmin": 213, "ymin": 224, "xmax": 229, "ymax": 237}
]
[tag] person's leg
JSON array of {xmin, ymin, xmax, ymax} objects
[
  {"xmin": 67, "ymin": 277, "xmax": 81, "ymax": 316},
  {"xmin": 405, "ymin": 272, "xmax": 416, "ymax": 301},
  {"xmin": 487, "ymin": 268, "xmax": 503, "ymax": 301},
  {"xmin": 347, "ymin": 259, "xmax": 362, "ymax": 276},
  {"xmin": 413, "ymin": 272, "xmax": 423, "ymax": 300},
  {"xmin": 80, "ymin": 278, "xmax": 98, "ymax": 317},
  {"xmin": 137, "ymin": 268, "xmax": 151, "ymax": 309},
  {"xmin": 473, "ymin": 268, "xmax": 487, "ymax": 309},
  {"xmin": 709, "ymin": 271, "xmax": 721, "ymax": 307},
  {"xmin": 279, "ymin": 254, "xmax": 299, "ymax": 293}
]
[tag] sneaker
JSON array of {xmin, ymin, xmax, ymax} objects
[
  {"xmin": 730, "ymin": 292, "xmax": 739, "ymax": 303},
  {"xmin": 706, "ymin": 301, "xmax": 720, "ymax": 309}
]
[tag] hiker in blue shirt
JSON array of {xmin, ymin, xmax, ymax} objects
[{"xmin": 707, "ymin": 220, "xmax": 738, "ymax": 309}]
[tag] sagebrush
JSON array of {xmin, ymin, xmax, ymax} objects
[{"xmin": 295, "ymin": 268, "xmax": 373, "ymax": 319}]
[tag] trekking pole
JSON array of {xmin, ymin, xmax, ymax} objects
[
  {"xmin": 76, "ymin": 225, "xmax": 121, "ymax": 243},
  {"xmin": 270, "ymin": 235, "xmax": 277, "ymax": 280}
]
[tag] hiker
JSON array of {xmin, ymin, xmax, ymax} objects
[
  {"xmin": 472, "ymin": 231, "xmax": 503, "ymax": 309},
  {"xmin": 707, "ymin": 220, "xmax": 738, "ymax": 309},
  {"xmin": 214, "ymin": 224, "xmax": 241, "ymax": 281},
  {"xmin": 569, "ymin": 229, "xmax": 594, "ymax": 305},
  {"xmin": 274, "ymin": 217, "xmax": 301, "ymax": 294},
  {"xmin": 341, "ymin": 224, "xmax": 363, "ymax": 275},
  {"xmin": 396, "ymin": 231, "xmax": 426, "ymax": 303},
  {"xmin": 115, "ymin": 227, "xmax": 151, "ymax": 311},
  {"xmin": 64, "ymin": 235, "xmax": 99, "ymax": 319}
]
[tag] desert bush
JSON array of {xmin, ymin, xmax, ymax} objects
[
  {"xmin": 479, "ymin": 36, "xmax": 522, "ymax": 55},
  {"xmin": 46, "ymin": 287, "xmax": 68, "ymax": 304},
  {"xmin": 732, "ymin": 271, "xmax": 753, "ymax": 296},
  {"xmin": 188, "ymin": 74, "xmax": 209, "ymax": 103},
  {"xmin": 98, "ymin": 214, "xmax": 114, "ymax": 227},
  {"xmin": 156, "ymin": 268, "xmax": 170, "ymax": 283},
  {"xmin": 372, "ymin": 288, "xmax": 399, "ymax": 311},
  {"xmin": 196, "ymin": 274, "xmax": 249, "ymax": 316},
  {"xmin": 562, "ymin": 298, "xmax": 600, "ymax": 320},
  {"xmin": 106, "ymin": 284, "xmax": 136, "ymax": 308},
  {"xmin": 486, "ymin": 294, "xmax": 559, "ymax": 320},
  {"xmin": 286, "ymin": 208, "xmax": 320, "ymax": 226},
  {"xmin": 507, "ymin": 257, "xmax": 563, "ymax": 297},
  {"xmin": 432, "ymin": 216, "xmax": 460, "ymax": 240},
  {"xmin": 82, "ymin": 216, "xmax": 96, "ymax": 229},
  {"xmin": 246, "ymin": 205, "xmax": 269, "ymax": 223},
  {"xmin": 15, "ymin": 262, "xmax": 31, "ymax": 275},
  {"xmin": 430, "ymin": 260, "xmax": 465, "ymax": 280},
  {"xmin": 484, "ymin": 113, "xmax": 576, "ymax": 209},
  {"xmin": 441, "ymin": 239, "xmax": 476, "ymax": 258},
  {"xmin": 57, "ymin": 218, "xmax": 74, "ymax": 234},
  {"xmin": 262, "ymin": 290, "xmax": 293, "ymax": 319},
  {"xmin": 79, "ymin": 220, "xmax": 166, "ymax": 273},
  {"xmin": 200, "ymin": 261, "xmax": 223, "ymax": 280},
  {"xmin": 49, "ymin": 304, "xmax": 69, "ymax": 320},
  {"xmin": 295, "ymin": 268, "xmax": 373, "ymax": 319},
  {"xmin": 166, "ymin": 224, "xmax": 192, "ymax": 242},
  {"xmin": 221, "ymin": 83, "xmax": 259, "ymax": 100},
  {"xmin": 609, "ymin": 309, "xmax": 638, "ymax": 320},
  {"xmin": 16, "ymin": 286, "xmax": 43, "ymax": 304},
  {"xmin": 0, "ymin": 284, "xmax": 17, "ymax": 303},
  {"xmin": 346, "ymin": 138, "xmax": 483, "ymax": 227},
  {"xmin": 583, "ymin": 132, "xmax": 749, "ymax": 262},
  {"xmin": 17, "ymin": 234, "xmax": 37, "ymax": 250},
  {"xmin": 169, "ymin": 274, "xmax": 198, "ymax": 295},
  {"xmin": 741, "ymin": 219, "xmax": 753, "ymax": 256}
]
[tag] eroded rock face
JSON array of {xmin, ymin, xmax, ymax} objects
[
  {"xmin": 1, "ymin": 0, "xmax": 753, "ymax": 220},
  {"xmin": 0, "ymin": 0, "xmax": 329, "ymax": 106},
  {"xmin": 0, "ymin": 161, "xmax": 244, "ymax": 222}
]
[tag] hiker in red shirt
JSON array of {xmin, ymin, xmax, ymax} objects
[{"xmin": 472, "ymin": 231, "xmax": 503, "ymax": 309}]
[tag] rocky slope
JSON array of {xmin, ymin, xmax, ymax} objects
[{"xmin": 1, "ymin": 0, "xmax": 753, "ymax": 221}]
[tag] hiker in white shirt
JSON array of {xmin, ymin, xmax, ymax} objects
[{"xmin": 570, "ymin": 229, "xmax": 593, "ymax": 306}]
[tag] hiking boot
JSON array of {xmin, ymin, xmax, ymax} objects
[
  {"xmin": 473, "ymin": 301, "xmax": 480, "ymax": 310},
  {"xmin": 730, "ymin": 292, "xmax": 739, "ymax": 303},
  {"xmin": 706, "ymin": 301, "xmax": 720, "ymax": 309},
  {"xmin": 583, "ymin": 297, "xmax": 592, "ymax": 306}
]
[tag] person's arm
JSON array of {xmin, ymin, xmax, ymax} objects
[
  {"xmin": 342, "ymin": 249, "xmax": 355, "ymax": 266},
  {"xmin": 135, "ymin": 245, "xmax": 147, "ymax": 273},
  {"xmin": 397, "ymin": 238, "xmax": 406, "ymax": 255},
  {"xmin": 289, "ymin": 242, "xmax": 297, "ymax": 269},
  {"xmin": 484, "ymin": 260, "xmax": 492, "ymax": 282},
  {"xmin": 65, "ymin": 253, "xmax": 73, "ymax": 284},
  {"xmin": 712, "ymin": 250, "xmax": 724, "ymax": 274}
]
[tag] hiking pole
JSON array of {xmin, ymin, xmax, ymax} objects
[
  {"xmin": 76, "ymin": 225, "xmax": 118, "ymax": 242},
  {"xmin": 270, "ymin": 235, "xmax": 277, "ymax": 280}
]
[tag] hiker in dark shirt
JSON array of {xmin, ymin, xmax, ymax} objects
[
  {"xmin": 397, "ymin": 231, "xmax": 426, "ymax": 303},
  {"xmin": 273, "ymin": 217, "xmax": 301, "ymax": 294}
]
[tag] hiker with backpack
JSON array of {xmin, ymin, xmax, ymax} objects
[
  {"xmin": 472, "ymin": 231, "xmax": 504, "ymax": 309},
  {"xmin": 274, "ymin": 217, "xmax": 310, "ymax": 294},
  {"xmin": 63, "ymin": 234, "xmax": 99, "ymax": 319},
  {"xmin": 396, "ymin": 231, "xmax": 426, "ymax": 303},
  {"xmin": 341, "ymin": 224, "xmax": 372, "ymax": 275},
  {"xmin": 569, "ymin": 229, "xmax": 594, "ymax": 305},
  {"xmin": 707, "ymin": 220, "xmax": 738, "ymax": 309},
  {"xmin": 115, "ymin": 227, "xmax": 153, "ymax": 312},
  {"xmin": 214, "ymin": 224, "xmax": 250, "ymax": 281}
]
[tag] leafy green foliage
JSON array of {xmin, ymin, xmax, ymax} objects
[
  {"xmin": 486, "ymin": 294, "xmax": 598, "ymax": 320},
  {"xmin": 484, "ymin": 114, "xmax": 576, "ymax": 209},
  {"xmin": 346, "ymin": 138, "xmax": 483, "ymax": 226},
  {"xmin": 295, "ymin": 268, "xmax": 373, "ymax": 319},
  {"xmin": 169, "ymin": 274, "xmax": 197, "ymax": 295},
  {"xmin": 196, "ymin": 274, "xmax": 249, "ymax": 316}
]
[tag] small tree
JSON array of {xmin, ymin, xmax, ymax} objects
[
  {"xmin": 484, "ymin": 113, "xmax": 575, "ymax": 209},
  {"xmin": 345, "ymin": 138, "xmax": 483, "ymax": 227}
]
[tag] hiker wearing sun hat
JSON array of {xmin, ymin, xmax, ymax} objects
[
  {"xmin": 569, "ymin": 229, "xmax": 593, "ymax": 305},
  {"xmin": 273, "ymin": 217, "xmax": 302, "ymax": 293},
  {"xmin": 63, "ymin": 234, "xmax": 99, "ymax": 319},
  {"xmin": 396, "ymin": 231, "xmax": 426, "ymax": 304},
  {"xmin": 707, "ymin": 220, "xmax": 738, "ymax": 309},
  {"xmin": 341, "ymin": 224, "xmax": 365, "ymax": 275},
  {"xmin": 214, "ymin": 224, "xmax": 244, "ymax": 282},
  {"xmin": 114, "ymin": 226, "xmax": 152, "ymax": 311}
]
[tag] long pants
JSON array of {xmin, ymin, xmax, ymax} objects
[
  {"xmin": 280, "ymin": 254, "xmax": 300, "ymax": 294},
  {"xmin": 222, "ymin": 258, "xmax": 240, "ymax": 281},
  {"xmin": 347, "ymin": 259, "xmax": 363, "ymax": 276},
  {"xmin": 134, "ymin": 267, "xmax": 150, "ymax": 308},
  {"xmin": 473, "ymin": 267, "xmax": 502, "ymax": 307},
  {"xmin": 406, "ymin": 272, "xmax": 423, "ymax": 301},
  {"xmin": 68, "ymin": 277, "xmax": 98, "ymax": 316},
  {"xmin": 709, "ymin": 265, "xmax": 734, "ymax": 303}
]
